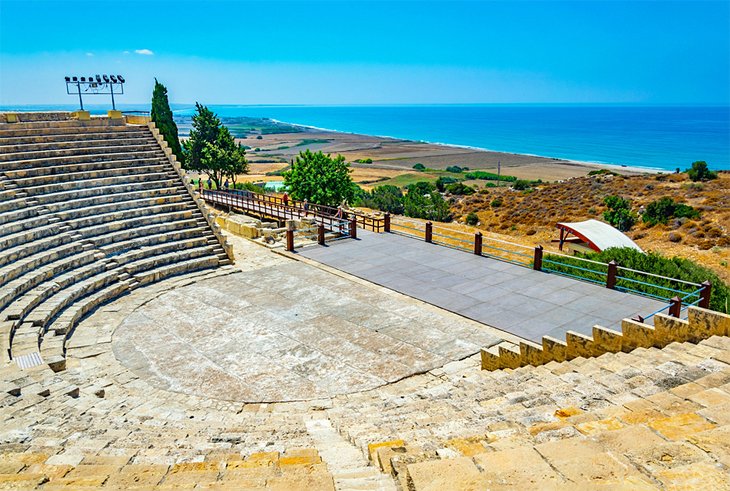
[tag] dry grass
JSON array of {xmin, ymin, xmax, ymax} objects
[{"xmin": 450, "ymin": 172, "xmax": 730, "ymax": 282}]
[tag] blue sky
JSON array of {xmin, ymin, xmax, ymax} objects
[{"xmin": 1, "ymin": 0, "xmax": 728, "ymax": 105}]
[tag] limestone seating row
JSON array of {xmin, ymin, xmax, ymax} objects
[
  {"xmin": 3, "ymin": 149, "xmax": 165, "ymax": 170},
  {"xmin": 0, "ymin": 118, "xmax": 121, "ymax": 131},
  {"xmin": 1, "ymin": 211, "xmax": 207, "ymax": 315},
  {"xmin": 0, "ymin": 177, "xmax": 181, "ymax": 217},
  {"xmin": 0, "ymin": 241, "xmax": 87, "ymax": 290},
  {"xmin": 1, "ymin": 200, "xmax": 194, "ymax": 252},
  {"xmin": 3, "ymin": 155, "xmax": 164, "ymax": 181},
  {"xmin": 0, "ymin": 448, "xmax": 335, "ymax": 490},
  {"xmin": 14, "ymin": 170, "xmax": 177, "ymax": 198},
  {"xmin": 3, "ymin": 154, "xmax": 163, "ymax": 180},
  {"xmin": 0, "ymin": 142, "xmax": 161, "ymax": 163},
  {"xmin": 0, "ymin": 131, "xmax": 153, "ymax": 150},
  {"xmin": 10, "ymin": 162, "xmax": 169, "ymax": 188},
  {"xmin": 7, "ymin": 242, "xmax": 218, "ymax": 364},
  {"xmin": 0, "ymin": 110, "xmax": 71, "ymax": 123},
  {"xmin": 0, "ymin": 128, "xmax": 151, "ymax": 147},
  {"xmin": 0, "ymin": 186, "xmax": 186, "ymax": 235},
  {"xmin": 0, "ymin": 248, "xmax": 99, "ymax": 315},
  {"xmin": 481, "ymin": 306, "xmax": 730, "ymax": 371}
]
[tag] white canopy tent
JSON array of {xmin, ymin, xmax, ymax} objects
[{"xmin": 556, "ymin": 219, "xmax": 643, "ymax": 253}]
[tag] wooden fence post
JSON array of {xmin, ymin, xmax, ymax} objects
[
  {"xmin": 318, "ymin": 224, "xmax": 325, "ymax": 246},
  {"xmin": 286, "ymin": 229, "xmax": 294, "ymax": 252},
  {"xmin": 349, "ymin": 218, "xmax": 357, "ymax": 239},
  {"xmin": 474, "ymin": 232, "xmax": 482, "ymax": 256},
  {"xmin": 699, "ymin": 281, "xmax": 712, "ymax": 309},
  {"xmin": 606, "ymin": 260, "xmax": 618, "ymax": 289},
  {"xmin": 533, "ymin": 245, "xmax": 543, "ymax": 271},
  {"xmin": 425, "ymin": 222, "xmax": 433, "ymax": 243},
  {"xmin": 384, "ymin": 213, "xmax": 391, "ymax": 233},
  {"xmin": 669, "ymin": 296, "xmax": 682, "ymax": 318}
]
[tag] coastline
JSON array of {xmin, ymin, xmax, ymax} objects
[
  {"xmin": 242, "ymin": 121, "xmax": 661, "ymax": 183},
  {"xmin": 276, "ymin": 118, "xmax": 665, "ymax": 175}
]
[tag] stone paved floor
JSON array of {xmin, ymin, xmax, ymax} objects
[
  {"xmin": 112, "ymin": 237, "xmax": 502, "ymax": 403},
  {"xmin": 298, "ymin": 231, "xmax": 666, "ymax": 342}
]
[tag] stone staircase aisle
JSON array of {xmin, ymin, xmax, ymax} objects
[{"xmin": 305, "ymin": 417, "xmax": 397, "ymax": 491}]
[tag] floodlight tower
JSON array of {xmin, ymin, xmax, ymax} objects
[{"xmin": 65, "ymin": 74, "xmax": 126, "ymax": 110}]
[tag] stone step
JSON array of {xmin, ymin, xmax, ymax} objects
[
  {"xmin": 10, "ymin": 161, "xmax": 168, "ymax": 187},
  {"xmin": 0, "ymin": 142, "xmax": 162, "ymax": 163},
  {"xmin": 0, "ymin": 128, "xmax": 150, "ymax": 146},
  {"xmin": 0, "ymin": 137, "xmax": 158, "ymax": 156},
  {"xmin": 4, "ymin": 156, "xmax": 168, "ymax": 179},
  {"xmin": 0, "ymin": 177, "xmax": 178, "ymax": 215},
  {"xmin": 17, "ymin": 170, "xmax": 177, "ymax": 198}
]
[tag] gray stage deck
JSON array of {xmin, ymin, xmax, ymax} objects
[{"xmin": 298, "ymin": 231, "xmax": 666, "ymax": 343}]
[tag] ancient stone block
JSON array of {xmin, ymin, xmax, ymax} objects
[
  {"xmin": 688, "ymin": 306, "xmax": 730, "ymax": 339},
  {"xmin": 621, "ymin": 319, "xmax": 656, "ymax": 350},
  {"xmin": 519, "ymin": 340, "xmax": 545, "ymax": 367},
  {"xmin": 406, "ymin": 457, "xmax": 482, "ymax": 491},
  {"xmin": 566, "ymin": 331, "xmax": 598, "ymax": 359},
  {"xmin": 542, "ymin": 336, "xmax": 567, "ymax": 363}
]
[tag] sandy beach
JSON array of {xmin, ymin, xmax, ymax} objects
[{"xmin": 236, "ymin": 127, "xmax": 656, "ymax": 186}]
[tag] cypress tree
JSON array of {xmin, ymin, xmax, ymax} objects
[{"xmin": 150, "ymin": 79, "xmax": 184, "ymax": 165}]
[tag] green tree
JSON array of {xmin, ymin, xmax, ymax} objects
[
  {"xmin": 603, "ymin": 195, "xmax": 636, "ymax": 232},
  {"xmin": 686, "ymin": 161, "xmax": 718, "ymax": 182},
  {"xmin": 283, "ymin": 149, "xmax": 355, "ymax": 206},
  {"xmin": 402, "ymin": 182, "xmax": 452, "ymax": 222},
  {"xmin": 182, "ymin": 104, "xmax": 247, "ymax": 189},
  {"xmin": 200, "ymin": 126, "xmax": 248, "ymax": 188},
  {"xmin": 359, "ymin": 185, "xmax": 404, "ymax": 214},
  {"xmin": 150, "ymin": 79, "xmax": 184, "ymax": 164}
]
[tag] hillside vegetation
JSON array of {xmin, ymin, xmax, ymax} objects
[{"xmin": 451, "ymin": 171, "xmax": 730, "ymax": 282}]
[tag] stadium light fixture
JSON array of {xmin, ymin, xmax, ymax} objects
[{"xmin": 64, "ymin": 73, "xmax": 126, "ymax": 111}]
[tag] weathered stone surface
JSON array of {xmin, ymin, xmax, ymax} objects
[{"xmin": 407, "ymin": 457, "xmax": 482, "ymax": 491}]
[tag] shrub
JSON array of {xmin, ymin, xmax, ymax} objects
[
  {"xmin": 445, "ymin": 182, "xmax": 475, "ymax": 195},
  {"xmin": 412, "ymin": 163, "xmax": 426, "ymax": 171},
  {"xmin": 435, "ymin": 176, "xmax": 459, "ymax": 192},
  {"xmin": 465, "ymin": 171, "xmax": 517, "ymax": 182},
  {"xmin": 466, "ymin": 212, "xmax": 479, "ymax": 226},
  {"xmin": 490, "ymin": 197, "xmax": 503, "ymax": 208},
  {"xmin": 357, "ymin": 185, "xmax": 404, "ymax": 215},
  {"xmin": 256, "ymin": 135, "xmax": 263, "ymax": 139},
  {"xmin": 355, "ymin": 158, "xmax": 373, "ymax": 164},
  {"xmin": 512, "ymin": 180, "xmax": 532, "ymax": 191},
  {"xmin": 445, "ymin": 165, "xmax": 463, "ymax": 173},
  {"xmin": 403, "ymin": 182, "xmax": 452, "ymax": 222},
  {"xmin": 643, "ymin": 197, "xmax": 700, "ymax": 226},
  {"xmin": 603, "ymin": 195, "xmax": 636, "ymax": 231},
  {"xmin": 588, "ymin": 169, "xmax": 619, "ymax": 176},
  {"xmin": 686, "ymin": 161, "xmax": 717, "ymax": 181}
]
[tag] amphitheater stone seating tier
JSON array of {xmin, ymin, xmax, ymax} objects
[{"xmin": 0, "ymin": 115, "xmax": 231, "ymax": 373}]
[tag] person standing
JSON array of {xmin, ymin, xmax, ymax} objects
[
  {"xmin": 282, "ymin": 192, "xmax": 289, "ymax": 206},
  {"xmin": 303, "ymin": 199, "xmax": 309, "ymax": 215}
]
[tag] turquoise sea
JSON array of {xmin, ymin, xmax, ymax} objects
[{"xmin": 4, "ymin": 104, "xmax": 729, "ymax": 172}]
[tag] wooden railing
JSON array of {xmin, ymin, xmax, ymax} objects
[{"xmin": 202, "ymin": 189, "xmax": 352, "ymax": 234}]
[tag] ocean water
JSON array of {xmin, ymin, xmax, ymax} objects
[
  {"xmin": 174, "ymin": 104, "xmax": 730, "ymax": 172},
  {"xmin": 3, "ymin": 103, "xmax": 728, "ymax": 171}
]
